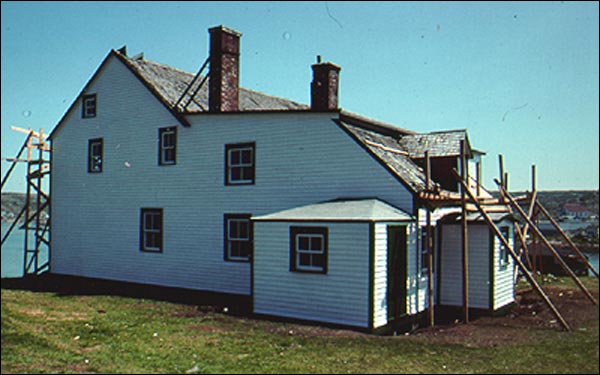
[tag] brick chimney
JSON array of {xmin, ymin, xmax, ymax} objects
[
  {"xmin": 311, "ymin": 56, "xmax": 341, "ymax": 111},
  {"xmin": 209, "ymin": 25, "xmax": 241, "ymax": 112}
]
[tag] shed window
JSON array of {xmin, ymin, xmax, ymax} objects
[
  {"xmin": 224, "ymin": 214, "xmax": 252, "ymax": 262},
  {"xmin": 140, "ymin": 208, "xmax": 163, "ymax": 252},
  {"xmin": 159, "ymin": 127, "xmax": 177, "ymax": 165},
  {"xmin": 82, "ymin": 94, "xmax": 97, "ymax": 118},
  {"xmin": 88, "ymin": 138, "xmax": 103, "ymax": 173},
  {"xmin": 225, "ymin": 142, "xmax": 255, "ymax": 185},
  {"xmin": 499, "ymin": 226, "xmax": 510, "ymax": 266},
  {"xmin": 420, "ymin": 226, "xmax": 434, "ymax": 276},
  {"xmin": 290, "ymin": 227, "xmax": 328, "ymax": 274}
]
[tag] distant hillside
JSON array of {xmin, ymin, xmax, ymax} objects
[
  {"xmin": 1, "ymin": 192, "xmax": 48, "ymax": 223},
  {"xmin": 508, "ymin": 190, "xmax": 599, "ymax": 219}
]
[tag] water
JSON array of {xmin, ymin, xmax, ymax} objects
[
  {"xmin": 1, "ymin": 222, "xmax": 599, "ymax": 278},
  {"xmin": 1, "ymin": 222, "xmax": 48, "ymax": 278}
]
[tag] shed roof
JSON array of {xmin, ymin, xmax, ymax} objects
[
  {"xmin": 252, "ymin": 198, "xmax": 414, "ymax": 222},
  {"xmin": 437, "ymin": 211, "xmax": 516, "ymax": 224},
  {"xmin": 398, "ymin": 129, "xmax": 470, "ymax": 158},
  {"xmin": 338, "ymin": 121, "xmax": 429, "ymax": 193}
]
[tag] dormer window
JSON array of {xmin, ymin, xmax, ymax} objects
[{"xmin": 82, "ymin": 94, "xmax": 97, "ymax": 118}]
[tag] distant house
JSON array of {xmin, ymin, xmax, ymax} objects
[
  {"xmin": 48, "ymin": 25, "xmax": 515, "ymax": 333},
  {"xmin": 563, "ymin": 204, "xmax": 591, "ymax": 220}
]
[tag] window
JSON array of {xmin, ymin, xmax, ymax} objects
[
  {"xmin": 88, "ymin": 138, "xmax": 103, "ymax": 173},
  {"xmin": 82, "ymin": 94, "xmax": 97, "ymax": 118},
  {"xmin": 159, "ymin": 127, "xmax": 177, "ymax": 165},
  {"xmin": 140, "ymin": 208, "xmax": 163, "ymax": 252},
  {"xmin": 225, "ymin": 142, "xmax": 255, "ymax": 185},
  {"xmin": 420, "ymin": 226, "xmax": 434, "ymax": 276},
  {"xmin": 224, "ymin": 214, "xmax": 252, "ymax": 262},
  {"xmin": 499, "ymin": 226, "xmax": 510, "ymax": 266},
  {"xmin": 290, "ymin": 226, "xmax": 328, "ymax": 274}
]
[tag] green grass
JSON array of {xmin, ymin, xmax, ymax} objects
[{"xmin": 2, "ymin": 278, "xmax": 598, "ymax": 374}]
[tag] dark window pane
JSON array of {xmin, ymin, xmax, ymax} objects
[
  {"xmin": 229, "ymin": 220, "xmax": 239, "ymax": 238},
  {"xmin": 230, "ymin": 167, "xmax": 242, "ymax": 181},
  {"xmin": 241, "ymin": 149, "xmax": 252, "ymax": 164},
  {"xmin": 239, "ymin": 242, "xmax": 250, "ymax": 258},
  {"xmin": 238, "ymin": 221, "xmax": 249, "ymax": 239},
  {"xmin": 230, "ymin": 150, "xmax": 240, "ymax": 165},
  {"xmin": 311, "ymin": 237, "xmax": 322, "ymax": 251},
  {"xmin": 313, "ymin": 254, "xmax": 324, "ymax": 268},
  {"xmin": 299, "ymin": 253, "xmax": 311, "ymax": 266},
  {"xmin": 298, "ymin": 236, "xmax": 309, "ymax": 251}
]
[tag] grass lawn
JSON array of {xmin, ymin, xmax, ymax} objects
[{"xmin": 1, "ymin": 276, "xmax": 598, "ymax": 374}]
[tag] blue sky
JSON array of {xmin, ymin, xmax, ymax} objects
[{"xmin": 1, "ymin": 1, "xmax": 598, "ymax": 192}]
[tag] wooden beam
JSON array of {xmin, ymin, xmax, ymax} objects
[
  {"xmin": 425, "ymin": 150, "xmax": 434, "ymax": 326},
  {"xmin": 476, "ymin": 161, "xmax": 481, "ymax": 197},
  {"xmin": 460, "ymin": 140, "xmax": 469, "ymax": 323},
  {"xmin": 452, "ymin": 169, "xmax": 571, "ymax": 331},
  {"xmin": 496, "ymin": 180, "xmax": 597, "ymax": 305},
  {"xmin": 535, "ymin": 201, "xmax": 599, "ymax": 278}
]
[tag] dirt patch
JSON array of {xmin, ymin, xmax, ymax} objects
[{"xmin": 413, "ymin": 285, "xmax": 599, "ymax": 347}]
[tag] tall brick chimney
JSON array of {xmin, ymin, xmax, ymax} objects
[
  {"xmin": 209, "ymin": 25, "xmax": 241, "ymax": 112},
  {"xmin": 311, "ymin": 56, "xmax": 341, "ymax": 111}
]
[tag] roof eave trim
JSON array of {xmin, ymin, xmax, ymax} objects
[
  {"xmin": 49, "ymin": 51, "xmax": 114, "ymax": 140},
  {"xmin": 113, "ymin": 50, "xmax": 191, "ymax": 128},
  {"xmin": 333, "ymin": 119, "xmax": 420, "ymax": 195}
]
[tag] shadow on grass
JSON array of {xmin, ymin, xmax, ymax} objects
[{"xmin": 1, "ymin": 273, "xmax": 252, "ymax": 315}]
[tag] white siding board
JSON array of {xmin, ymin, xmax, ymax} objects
[
  {"xmin": 492, "ymin": 219, "xmax": 516, "ymax": 309},
  {"xmin": 51, "ymin": 54, "xmax": 414, "ymax": 296},
  {"xmin": 373, "ymin": 223, "xmax": 389, "ymax": 328},
  {"xmin": 439, "ymin": 224, "xmax": 491, "ymax": 309},
  {"xmin": 253, "ymin": 222, "xmax": 370, "ymax": 327}
]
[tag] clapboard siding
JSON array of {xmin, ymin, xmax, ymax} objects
[
  {"xmin": 373, "ymin": 223, "xmax": 389, "ymax": 328},
  {"xmin": 439, "ymin": 224, "xmax": 490, "ymax": 309},
  {"xmin": 492, "ymin": 219, "xmax": 515, "ymax": 309},
  {"xmin": 253, "ymin": 222, "xmax": 370, "ymax": 327},
  {"xmin": 51, "ymin": 54, "xmax": 414, "ymax": 295}
]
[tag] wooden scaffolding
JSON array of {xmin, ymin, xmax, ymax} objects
[
  {"xmin": 419, "ymin": 142, "xmax": 597, "ymax": 331},
  {"xmin": 1, "ymin": 126, "xmax": 51, "ymax": 276}
]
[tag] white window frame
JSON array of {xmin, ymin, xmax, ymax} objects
[
  {"xmin": 142, "ymin": 209, "xmax": 162, "ymax": 252},
  {"xmin": 295, "ymin": 233, "xmax": 326, "ymax": 272},
  {"xmin": 420, "ymin": 227, "xmax": 430, "ymax": 276},
  {"xmin": 226, "ymin": 217, "xmax": 251, "ymax": 261},
  {"xmin": 159, "ymin": 127, "xmax": 176, "ymax": 165},
  {"xmin": 227, "ymin": 145, "xmax": 254, "ymax": 185},
  {"xmin": 88, "ymin": 139, "xmax": 103, "ymax": 173},
  {"xmin": 82, "ymin": 94, "xmax": 97, "ymax": 118},
  {"xmin": 499, "ymin": 226, "xmax": 510, "ymax": 266}
]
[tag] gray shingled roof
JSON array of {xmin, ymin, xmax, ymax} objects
[
  {"xmin": 437, "ymin": 211, "xmax": 515, "ymax": 223},
  {"xmin": 253, "ymin": 198, "xmax": 413, "ymax": 222},
  {"xmin": 398, "ymin": 130, "xmax": 469, "ymax": 158},
  {"xmin": 123, "ymin": 55, "xmax": 309, "ymax": 113},
  {"xmin": 339, "ymin": 122, "xmax": 428, "ymax": 192}
]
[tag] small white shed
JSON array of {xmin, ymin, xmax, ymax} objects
[
  {"xmin": 437, "ymin": 211, "xmax": 517, "ymax": 312},
  {"xmin": 252, "ymin": 198, "xmax": 419, "ymax": 331}
]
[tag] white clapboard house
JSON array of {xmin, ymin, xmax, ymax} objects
[{"xmin": 49, "ymin": 26, "xmax": 516, "ymax": 332}]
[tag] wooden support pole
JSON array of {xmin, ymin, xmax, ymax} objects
[
  {"xmin": 498, "ymin": 155, "xmax": 504, "ymax": 191},
  {"xmin": 496, "ymin": 181, "xmax": 597, "ymax": 305},
  {"xmin": 452, "ymin": 170, "xmax": 571, "ymax": 331},
  {"xmin": 460, "ymin": 140, "xmax": 469, "ymax": 323},
  {"xmin": 535, "ymin": 201, "xmax": 599, "ymax": 278},
  {"xmin": 424, "ymin": 151, "xmax": 434, "ymax": 327},
  {"xmin": 476, "ymin": 162, "xmax": 481, "ymax": 197},
  {"xmin": 531, "ymin": 165, "xmax": 536, "ymax": 193}
]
